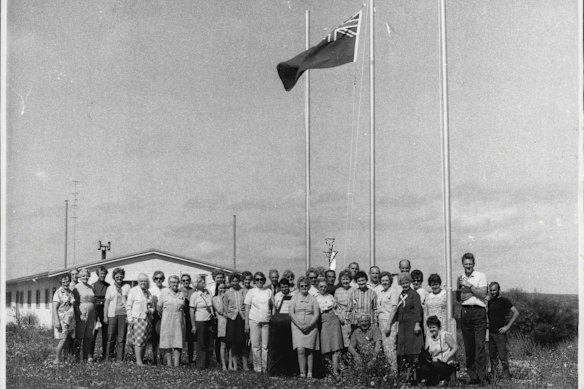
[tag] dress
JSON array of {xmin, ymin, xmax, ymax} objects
[
  {"xmin": 73, "ymin": 282, "xmax": 96, "ymax": 360},
  {"xmin": 425, "ymin": 289, "xmax": 447, "ymax": 333},
  {"xmin": 157, "ymin": 288, "xmax": 186, "ymax": 349},
  {"xmin": 53, "ymin": 287, "xmax": 76, "ymax": 339},
  {"xmin": 334, "ymin": 286, "xmax": 354, "ymax": 347},
  {"xmin": 316, "ymin": 294, "xmax": 343, "ymax": 354},
  {"xmin": 377, "ymin": 287, "xmax": 397, "ymax": 371},
  {"xmin": 290, "ymin": 293, "xmax": 320, "ymax": 350},
  {"xmin": 393, "ymin": 288, "xmax": 423, "ymax": 355},
  {"xmin": 212, "ymin": 295, "xmax": 227, "ymax": 339}
]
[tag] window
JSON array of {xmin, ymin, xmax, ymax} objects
[
  {"xmin": 6, "ymin": 292, "xmax": 11, "ymax": 307},
  {"xmin": 35, "ymin": 290, "xmax": 41, "ymax": 308},
  {"xmin": 45, "ymin": 289, "xmax": 50, "ymax": 307},
  {"xmin": 27, "ymin": 291, "xmax": 31, "ymax": 308},
  {"xmin": 19, "ymin": 291, "xmax": 24, "ymax": 307}
]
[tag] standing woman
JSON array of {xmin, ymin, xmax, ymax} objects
[
  {"xmin": 157, "ymin": 275, "xmax": 186, "ymax": 367},
  {"xmin": 103, "ymin": 268, "xmax": 131, "ymax": 361},
  {"xmin": 316, "ymin": 278, "xmax": 343, "ymax": 376},
  {"xmin": 268, "ymin": 278, "xmax": 297, "ymax": 376},
  {"xmin": 73, "ymin": 268, "xmax": 96, "ymax": 362},
  {"xmin": 212, "ymin": 282, "xmax": 228, "ymax": 370},
  {"xmin": 190, "ymin": 276, "xmax": 214, "ymax": 369},
  {"xmin": 334, "ymin": 270, "xmax": 354, "ymax": 348},
  {"xmin": 377, "ymin": 271, "xmax": 397, "ymax": 373},
  {"xmin": 126, "ymin": 273, "xmax": 155, "ymax": 366},
  {"xmin": 391, "ymin": 272, "xmax": 424, "ymax": 386},
  {"xmin": 244, "ymin": 271, "xmax": 274, "ymax": 373},
  {"xmin": 289, "ymin": 276, "xmax": 320, "ymax": 378},
  {"xmin": 424, "ymin": 273, "xmax": 448, "ymax": 335},
  {"xmin": 282, "ymin": 270, "xmax": 296, "ymax": 292},
  {"xmin": 223, "ymin": 272, "xmax": 249, "ymax": 371},
  {"xmin": 179, "ymin": 273, "xmax": 196, "ymax": 365},
  {"xmin": 52, "ymin": 274, "xmax": 76, "ymax": 364}
]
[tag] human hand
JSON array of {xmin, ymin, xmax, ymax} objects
[
  {"xmin": 384, "ymin": 326, "xmax": 391, "ymax": 336},
  {"xmin": 414, "ymin": 323, "xmax": 421, "ymax": 334},
  {"xmin": 245, "ymin": 325, "xmax": 250, "ymax": 334},
  {"xmin": 499, "ymin": 326, "xmax": 509, "ymax": 334},
  {"xmin": 191, "ymin": 327, "xmax": 197, "ymax": 335},
  {"xmin": 103, "ymin": 317, "xmax": 108, "ymax": 325},
  {"xmin": 55, "ymin": 323, "xmax": 62, "ymax": 332}
]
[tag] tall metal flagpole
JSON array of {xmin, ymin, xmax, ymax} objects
[
  {"xmin": 577, "ymin": 0, "xmax": 583, "ymax": 381},
  {"xmin": 305, "ymin": 10, "xmax": 311, "ymax": 270},
  {"xmin": 64, "ymin": 200, "xmax": 69, "ymax": 268},
  {"xmin": 369, "ymin": 0, "xmax": 376, "ymax": 268},
  {"xmin": 439, "ymin": 0, "xmax": 454, "ymax": 333}
]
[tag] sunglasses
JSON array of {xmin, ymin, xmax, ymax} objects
[
  {"xmin": 255, "ymin": 278, "xmax": 265, "ymax": 282},
  {"xmin": 182, "ymin": 279, "xmax": 190, "ymax": 282},
  {"xmin": 412, "ymin": 279, "xmax": 422, "ymax": 283},
  {"xmin": 309, "ymin": 276, "xmax": 317, "ymax": 279},
  {"xmin": 114, "ymin": 276, "xmax": 124, "ymax": 280},
  {"xmin": 299, "ymin": 285, "xmax": 309, "ymax": 288},
  {"xmin": 154, "ymin": 277, "xmax": 164, "ymax": 281}
]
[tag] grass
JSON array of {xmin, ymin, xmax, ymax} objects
[{"xmin": 6, "ymin": 323, "xmax": 578, "ymax": 388}]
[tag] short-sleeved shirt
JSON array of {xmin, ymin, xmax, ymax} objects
[
  {"xmin": 274, "ymin": 291, "xmax": 295, "ymax": 314},
  {"xmin": 488, "ymin": 296, "xmax": 513, "ymax": 331},
  {"xmin": 190, "ymin": 290, "xmax": 214, "ymax": 321},
  {"xmin": 105, "ymin": 284, "xmax": 131, "ymax": 317},
  {"xmin": 92, "ymin": 280, "xmax": 110, "ymax": 305},
  {"xmin": 348, "ymin": 287, "xmax": 378, "ymax": 325},
  {"xmin": 460, "ymin": 270, "xmax": 487, "ymax": 307},
  {"xmin": 244, "ymin": 287, "xmax": 273, "ymax": 322},
  {"xmin": 415, "ymin": 287, "xmax": 428, "ymax": 307},
  {"xmin": 316, "ymin": 293, "xmax": 336, "ymax": 313},
  {"xmin": 350, "ymin": 325, "xmax": 382, "ymax": 350}
]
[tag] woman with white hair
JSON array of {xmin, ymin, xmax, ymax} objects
[
  {"xmin": 73, "ymin": 268, "xmax": 96, "ymax": 362},
  {"xmin": 157, "ymin": 275, "xmax": 186, "ymax": 367},
  {"xmin": 190, "ymin": 275, "xmax": 214, "ymax": 369},
  {"xmin": 126, "ymin": 273, "xmax": 155, "ymax": 366}
]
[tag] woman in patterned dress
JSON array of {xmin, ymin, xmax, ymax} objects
[
  {"xmin": 157, "ymin": 275, "xmax": 186, "ymax": 367},
  {"xmin": 333, "ymin": 270, "xmax": 354, "ymax": 348},
  {"xmin": 212, "ymin": 282, "xmax": 228, "ymax": 370},
  {"xmin": 52, "ymin": 274, "xmax": 76, "ymax": 363},
  {"xmin": 424, "ymin": 273, "xmax": 448, "ymax": 336},
  {"xmin": 316, "ymin": 278, "xmax": 343, "ymax": 376},
  {"xmin": 73, "ymin": 268, "xmax": 96, "ymax": 362},
  {"xmin": 377, "ymin": 271, "xmax": 397, "ymax": 373},
  {"xmin": 126, "ymin": 273, "xmax": 155, "ymax": 366},
  {"xmin": 289, "ymin": 276, "xmax": 320, "ymax": 378}
]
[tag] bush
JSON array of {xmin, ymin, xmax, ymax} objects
[
  {"xmin": 505, "ymin": 289, "xmax": 577, "ymax": 346},
  {"xmin": 13, "ymin": 311, "xmax": 40, "ymax": 328}
]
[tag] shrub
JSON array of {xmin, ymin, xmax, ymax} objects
[{"xmin": 505, "ymin": 289, "xmax": 577, "ymax": 346}]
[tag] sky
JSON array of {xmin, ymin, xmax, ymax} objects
[{"xmin": 6, "ymin": 0, "xmax": 579, "ymax": 294}]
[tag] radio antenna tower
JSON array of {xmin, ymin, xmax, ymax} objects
[{"xmin": 71, "ymin": 180, "xmax": 81, "ymax": 264}]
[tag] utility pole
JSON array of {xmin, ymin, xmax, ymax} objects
[
  {"xmin": 64, "ymin": 200, "xmax": 68, "ymax": 268},
  {"xmin": 71, "ymin": 180, "xmax": 80, "ymax": 264},
  {"xmin": 233, "ymin": 214, "xmax": 237, "ymax": 270}
]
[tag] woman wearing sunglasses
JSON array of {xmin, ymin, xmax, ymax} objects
[
  {"xmin": 289, "ymin": 276, "xmax": 321, "ymax": 378},
  {"xmin": 244, "ymin": 271, "xmax": 274, "ymax": 373}
]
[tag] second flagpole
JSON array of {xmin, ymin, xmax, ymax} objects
[
  {"xmin": 369, "ymin": 0, "xmax": 376, "ymax": 268},
  {"xmin": 305, "ymin": 10, "xmax": 311, "ymax": 270}
]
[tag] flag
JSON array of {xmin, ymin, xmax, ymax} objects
[
  {"xmin": 277, "ymin": 10, "xmax": 362, "ymax": 91},
  {"xmin": 329, "ymin": 251, "xmax": 338, "ymax": 271}
]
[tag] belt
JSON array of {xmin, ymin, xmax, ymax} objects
[{"xmin": 462, "ymin": 305, "xmax": 485, "ymax": 309}]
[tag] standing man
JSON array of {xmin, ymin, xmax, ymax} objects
[
  {"xmin": 390, "ymin": 259, "xmax": 412, "ymax": 302},
  {"xmin": 348, "ymin": 262, "xmax": 360, "ymax": 288},
  {"xmin": 267, "ymin": 269, "xmax": 280, "ymax": 294},
  {"xmin": 92, "ymin": 266, "xmax": 110, "ymax": 361},
  {"xmin": 488, "ymin": 281, "xmax": 519, "ymax": 380},
  {"xmin": 457, "ymin": 253, "xmax": 488, "ymax": 385},
  {"xmin": 325, "ymin": 270, "xmax": 338, "ymax": 294},
  {"xmin": 367, "ymin": 266, "xmax": 383, "ymax": 295}
]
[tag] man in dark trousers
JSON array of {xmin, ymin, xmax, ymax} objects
[
  {"xmin": 488, "ymin": 281, "xmax": 519, "ymax": 380},
  {"xmin": 92, "ymin": 266, "xmax": 110, "ymax": 361},
  {"xmin": 457, "ymin": 253, "xmax": 488, "ymax": 385}
]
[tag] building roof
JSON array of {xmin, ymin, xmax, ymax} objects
[{"xmin": 7, "ymin": 248, "xmax": 235, "ymax": 283}]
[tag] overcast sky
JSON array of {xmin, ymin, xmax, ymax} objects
[{"xmin": 6, "ymin": 0, "xmax": 579, "ymax": 294}]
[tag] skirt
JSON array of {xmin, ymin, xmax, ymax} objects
[
  {"xmin": 130, "ymin": 318, "xmax": 152, "ymax": 347},
  {"xmin": 226, "ymin": 315, "xmax": 246, "ymax": 355},
  {"xmin": 320, "ymin": 310, "xmax": 343, "ymax": 354},
  {"xmin": 268, "ymin": 313, "xmax": 298, "ymax": 376}
]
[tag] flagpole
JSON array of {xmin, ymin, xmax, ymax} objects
[
  {"xmin": 305, "ymin": 9, "xmax": 311, "ymax": 270},
  {"xmin": 369, "ymin": 0, "xmax": 376, "ymax": 268},
  {"xmin": 439, "ymin": 0, "xmax": 453, "ymax": 333}
]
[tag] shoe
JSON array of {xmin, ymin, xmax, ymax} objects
[
  {"xmin": 300, "ymin": 373, "xmax": 306, "ymax": 378},
  {"xmin": 307, "ymin": 373, "xmax": 313, "ymax": 379},
  {"xmin": 436, "ymin": 380, "xmax": 448, "ymax": 387},
  {"xmin": 87, "ymin": 357, "xmax": 94, "ymax": 363}
]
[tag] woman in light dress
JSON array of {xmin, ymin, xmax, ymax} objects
[
  {"xmin": 424, "ymin": 273, "xmax": 448, "ymax": 335},
  {"xmin": 316, "ymin": 278, "xmax": 343, "ymax": 376},
  {"xmin": 212, "ymin": 282, "xmax": 228, "ymax": 370},
  {"xmin": 333, "ymin": 269, "xmax": 354, "ymax": 348},
  {"xmin": 73, "ymin": 268, "xmax": 96, "ymax": 362},
  {"xmin": 157, "ymin": 275, "xmax": 186, "ymax": 367},
  {"xmin": 377, "ymin": 271, "xmax": 397, "ymax": 373},
  {"xmin": 52, "ymin": 274, "xmax": 76, "ymax": 364},
  {"xmin": 289, "ymin": 275, "xmax": 320, "ymax": 378}
]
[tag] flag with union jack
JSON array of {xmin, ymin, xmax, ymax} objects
[{"xmin": 277, "ymin": 9, "xmax": 362, "ymax": 91}]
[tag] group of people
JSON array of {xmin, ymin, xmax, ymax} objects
[{"xmin": 51, "ymin": 253, "xmax": 519, "ymax": 386}]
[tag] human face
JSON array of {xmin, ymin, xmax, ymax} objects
[
  {"xmin": 318, "ymin": 282, "xmax": 328, "ymax": 295},
  {"xmin": 399, "ymin": 261, "xmax": 411, "ymax": 274},
  {"xmin": 280, "ymin": 283, "xmax": 290, "ymax": 295},
  {"xmin": 326, "ymin": 272, "xmax": 336, "ymax": 286},
  {"xmin": 153, "ymin": 274, "xmax": 165, "ymax": 287},
  {"xmin": 169, "ymin": 278, "xmax": 179, "ymax": 292},
  {"xmin": 400, "ymin": 279, "xmax": 411, "ymax": 292},
  {"xmin": 98, "ymin": 270, "xmax": 107, "ymax": 282},
  {"xmin": 79, "ymin": 272, "xmax": 90, "ymax": 284},
  {"xmin": 462, "ymin": 258, "xmax": 475, "ymax": 275},
  {"xmin": 358, "ymin": 316, "xmax": 371, "ymax": 331},
  {"xmin": 370, "ymin": 267, "xmax": 380, "ymax": 284},
  {"xmin": 215, "ymin": 273, "xmax": 225, "ymax": 284},
  {"xmin": 340, "ymin": 275, "xmax": 351, "ymax": 289},
  {"xmin": 380, "ymin": 275, "xmax": 391, "ymax": 290},
  {"xmin": 60, "ymin": 277, "xmax": 71, "ymax": 288},
  {"xmin": 357, "ymin": 277, "xmax": 367, "ymax": 290},
  {"xmin": 231, "ymin": 277, "xmax": 241, "ymax": 290},
  {"xmin": 298, "ymin": 282, "xmax": 309, "ymax": 295},
  {"xmin": 270, "ymin": 272, "xmax": 279, "ymax": 286},
  {"xmin": 114, "ymin": 273, "xmax": 124, "ymax": 286},
  {"xmin": 349, "ymin": 263, "xmax": 359, "ymax": 277},
  {"xmin": 255, "ymin": 275, "xmax": 266, "ymax": 288},
  {"xmin": 196, "ymin": 278, "xmax": 206, "ymax": 291},
  {"xmin": 430, "ymin": 282, "xmax": 441, "ymax": 294},
  {"xmin": 489, "ymin": 284, "xmax": 500, "ymax": 299},
  {"xmin": 286, "ymin": 274, "xmax": 295, "ymax": 285},
  {"xmin": 428, "ymin": 324, "xmax": 440, "ymax": 338},
  {"xmin": 218, "ymin": 283, "xmax": 227, "ymax": 295},
  {"xmin": 308, "ymin": 272, "xmax": 318, "ymax": 286},
  {"xmin": 243, "ymin": 275, "xmax": 252, "ymax": 288},
  {"xmin": 411, "ymin": 277, "xmax": 422, "ymax": 290},
  {"xmin": 71, "ymin": 270, "xmax": 79, "ymax": 282},
  {"xmin": 138, "ymin": 277, "xmax": 149, "ymax": 290},
  {"xmin": 181, "ymin": 276, "xmax": 192, "ymax": 288}
]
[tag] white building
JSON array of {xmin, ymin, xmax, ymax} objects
[{"xmin": 6, "ymin": 248, "xmax": 234, "ymax": 327}]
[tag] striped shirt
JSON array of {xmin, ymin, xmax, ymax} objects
[{"xmin": 348, "ymin": 287, "xmax": 378, "ymax": 325}]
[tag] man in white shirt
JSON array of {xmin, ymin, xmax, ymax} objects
[
  {"xmin": 390, "ymin": 259, "xmax": 412, "ymax": 304},
  {"xmin": 348, "ymin": 262, "xmax": 360, "ymax": 288},
  {"xmin": 457, "ymin": 253, "xmax": 488, "ymax": 385},
  {"xmin": 367, "ymin": 266, "xmax": 384, "ymax": 295}
]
